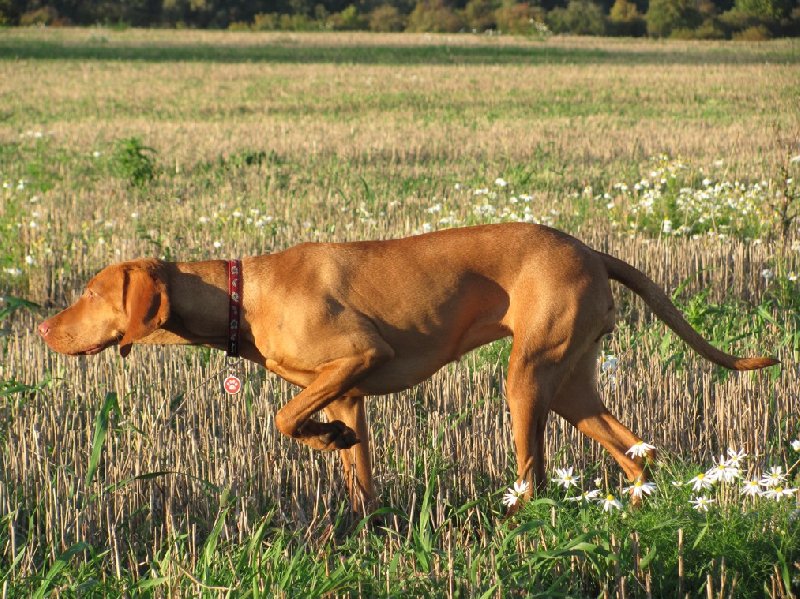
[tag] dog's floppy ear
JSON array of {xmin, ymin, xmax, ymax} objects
[{"xmin": 119, "ymin": 266, "xmax": 169, "ymax": 358}]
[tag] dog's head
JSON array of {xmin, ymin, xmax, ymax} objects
[{"xmin": 39, "ymin": 259, "xmax": 169, "ymax": 358}]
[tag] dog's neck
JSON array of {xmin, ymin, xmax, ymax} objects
[{"xmin": 136, "ymin": 260, "xmax": 267, "ymax": 365}]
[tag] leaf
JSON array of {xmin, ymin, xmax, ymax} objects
[
  {"xmin": 85, "ymin": 392, "xmax": 120, "ymax": 487},
  {"xmin": 692, "ymin": 519, "xmax": 710, "ymax": 550},
  {"xmin": 33, "ymin": 542, "xmax": 90, "ymax": 599},
  {"xmin": 639, "ymin": 545, "xmax": 657, "ymax": 569},
  {"xmin": 0, "ymin": 295, "xmax": 40, "ymax": 321}
]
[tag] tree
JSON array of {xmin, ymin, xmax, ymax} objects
[
  {"xmin": 546, "ymin": 0, "xmax": 606, "ymax": 35},
  {"xmin": 646, "ymin": 0, "xmax": 702, "ymax": 37},
  {"xmin": 406, "ymin": 0, "xmax": 465, "ymax": 32},
  {"xmin": 608, "ymin": 0, "xmax": 646, "ymax": 34}
]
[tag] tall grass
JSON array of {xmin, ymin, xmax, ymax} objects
[{"xmin": 1, "ymin": 30, "xmax": 798, "ymax": 596}]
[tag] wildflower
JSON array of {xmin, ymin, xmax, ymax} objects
[
  {"xmin": 624, "ymin": 478, "xmax": 656, "ymax": 499},
  {"xmin": 625, "ymin": 441, "xmax": 656, "ymax": 458},
  {"xmin": 762, "ymin": 486, "xmax": 797, "ymax": 501},
  {"xmin": 599, "ymin": 493, "xmax": 623, "ymax": 512},
  {"xmin": 791, "ymin": 439, "xmax": 800, "ymax": 452},
  {"xmin": 25, "ymin": 255, "xmax": 35, "ymax": 265},
  {"xmin": 494, "ymin": 177, "xmax": 507, "ymax": 188},
  {"xmin": 740, "ymin": 479, "xmax": 762, "ymax": 497},
  {"xmin": 788, "ymin": 273, "xmax": 798, "ymax": 283},
  {"xmin": 198, "ymin": 216, "xmax": 209, "ymax": 224},
  {"xmin": 566, "ymin": 489, "xmax": 601, "ymax": 503},
  {"xmin": 705, "ymin": 455, "xmax": 740, "ymax": 483},
  {"xmin": 790, "ymin": 154, "xmax": 800, "ymax": 164},
  {"xmin": 594, "ymin": 477, "xmax": 603, "ymax": 488},
  {"xmin": 502, "ymin": 480, "xmax": 530, "ymax": 507},
  {"xmin": 600, "ymin": 354, "xmax": 618, "ymax": 374},
  {"xmin": 761, "ymin": 268, "xmax": 774, "ymax": 281},
  {"xmin": 760, "ymin": 466, "xmax": 786, "ymax": 488},
  {"xmin": 213, "ymin": 241, "xmax": 222, "ymax": 248},
  {"xmin": 725, "ymin": 448, "xmax": 747, "ymax": 468},
  {"xmin": 661, "ymin": 219, "xmax": 673, "ymax": 234},
  {"xmin": 687, "ymin": 472, "xmax": 714, "ymax": 491},
  {"xmin": 690, "ymin": 496, "xmax": 715, "ymax": 512},
  {"xmin": 3, "ymin": 267, "xmax": 22, "ymax": 276},
  {"xmin": 553, "ymin": 467, "xmax": 579, "ymax": 489}
]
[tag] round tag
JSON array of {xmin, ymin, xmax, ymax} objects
[{"xmin": 223, "ymin": 374, "xmax": 241, "ymax": 395}]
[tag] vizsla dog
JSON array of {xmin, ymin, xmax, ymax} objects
[{"xmin": 39, "ymin": 223, "xmax": 777, "ymax": 510}]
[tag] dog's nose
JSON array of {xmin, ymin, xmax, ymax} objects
[{"xmin": 38, "ymin": 321, "xmax": 50, "ymax": 337}]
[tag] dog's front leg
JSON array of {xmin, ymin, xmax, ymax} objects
[
  {"xmin": 324, "ymin": 396, "xmax": 376, "ymax": 512},
  {"xmin": 274, "ymin": 346, "xmax": 391, "ymax": 452}
]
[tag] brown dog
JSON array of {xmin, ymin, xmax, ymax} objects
[{"xmin": 39, "ymin": 223, "xmax": 777, "ymax": 510}]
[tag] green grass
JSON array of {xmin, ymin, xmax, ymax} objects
[{"xmin": 2, "ymin": 456, "xmax": 797, "ymax": 597}]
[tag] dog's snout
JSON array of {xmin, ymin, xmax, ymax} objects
[{"xmin": 38, "ymin": 321, "xmax": 50, "ymax": 337}]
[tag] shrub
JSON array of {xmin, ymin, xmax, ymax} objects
[
  {"xmin": 494, "ymin": 2, "xmax": 548, "ymax": 35},
  {"xmin": 110, "ymin": 137, "xmax": 157, "ymax": 187},
  {"xmin": 328, "ymin": 5, "xmax": 365, "ymax": 30},
  {"xmin": 19, "ymin": 6, "xmax": 59, "ymax": 26},
  {"xmin": 608, "ymin": 0, "xmax": 647, "ymax": 36},
  {"xmin": 546, "ymin": 0, "xmax": 606, "ymax": 35},
  {"xmin": 464, "ymin": 0, "xmax": 499, "ymax": 31},
  {"xmin": 369, "ymin": 5, "xmax": 406, "ymax": 32},
  {"xmin": 252, "ymin": 12, "xmax": 280, "ymax": 30},
  {"xmin": 646, "ymin": 0, "xmax": 702, "ymax": 37},
  {"xmin": 732, "ymin": 23, "xmax": 773, "ymax": 38},
  {"xmin": 406, "ymin": 0, "xmax": 465, "ymax": 32}
]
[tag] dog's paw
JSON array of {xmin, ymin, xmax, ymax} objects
[
  {"xmin": 320, "ymin": 420, "xmax": 359, "ymax": 450},
  {"xmin": 299, "ymin": 420, "xmax": 359, "ymax": 451}
]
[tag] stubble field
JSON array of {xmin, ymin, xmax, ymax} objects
[{"xmin": 1, "ymin": 29, "xmax": 799, "ymax": 597}]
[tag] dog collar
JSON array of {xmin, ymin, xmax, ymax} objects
[{"xmin": 227, "ymin": 259, "xmax": 242, "ymax": 357}]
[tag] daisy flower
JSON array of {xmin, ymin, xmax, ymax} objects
[
  {"xmin": 553, "ymin": 467, "xmax": 580, "ymax": 489},
  {"xmin": 687, "ymin": 472, "xmax": 714, "ymax": 492},
  {"xmin": 566, "ymin": 489, "xmax": 601, "ymax": 503},
  {"xmin": 725, "ymin": 448, "xmax": 747, "ymax": 468},
  {"xmin": 599, "ymin": 493, "xmax": 623, "ymax": 512},
  {"xmin": 626, "ymin": 441, "xmax": 656, "ymax": 458},
  {"xmin": 740, "ymin": 479, "xmax": 762, "ymax": 497},
  {"xmin": 689, "ymin": 496, "xmax": 715, "ymax": 512},
  {"xmin": 624, "ymin": 478, "xmax": 656, "ymax": 499},
  {"xmin": 762, "ymin": 486, "xmax": 797, "ymax": 501},
  {"xmin": 502, "ymin": 480, "xmax": 530, "ymax": 507},
  {"xmin": 791, "ymin": 439, "xmax": 800, "ymax": 452},
  {"xmin": 760, "ymin": 466, "xmax": 786, "ymax": 488},
  {"xmin": 705, "ymin": 455, "xmax": 740, "ymax": 483}
]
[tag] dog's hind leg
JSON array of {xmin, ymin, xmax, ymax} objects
[
  {"xmin": 324, "ymin": 396, "xmax": 376, "ymax": 513},
  {"xmin": 505, "ymin": 344, "xmax": 562, "ymax": 495},
  {"xmin": 551, "ymin": 346, "xmax": 654, "ymax": 487}
]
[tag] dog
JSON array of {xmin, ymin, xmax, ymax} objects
[{"xmin": 38, "ymin": 223, "xmax": 778, "ymax": 510}]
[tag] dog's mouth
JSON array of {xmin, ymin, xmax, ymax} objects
[{"xmin": 71, "ymin": 335, "xmax": 122, "ymax": 356}]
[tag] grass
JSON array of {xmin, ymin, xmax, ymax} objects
[{"xmin": 1, "ymin": 28, "xmax": 799, "ymax": 597}]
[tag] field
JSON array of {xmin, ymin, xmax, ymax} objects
[{"xmin": 1, "ymin": 28, "xmax": 799, "ymax": 597}]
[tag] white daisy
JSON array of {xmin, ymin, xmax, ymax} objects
[
  {"xmin": 690, "ymin": 496, "xmax": 715, "ymax": 512},
  {"xmin": 626, "ymin": 441, "xmax": 656, "ymax": 458},
  {"xmin": 553, "ymin": 467, "xmax": 580, "ymax": 489},
  {"xmin": 760, "ymin": 466, "xmax": 786, "ymax": 488},
  {"xmin": 740, "ymin": 479, "xmax": 762, "ymax": 497},
  {"xmin": 687, "ymin": 472, "xmax": 714, "ymax": 492},
  {"xmin": 566, "ymin": 489, "xmax": 601, "ymax": 503},
  {"xmin": 599, "ymin": 493, "xmax": 622, "ymax": 512},
  {"xmin": 502, "ymin": 480, "xmax": 530, "ymax": 507},
  {"xmin": 624, "ymin": 478, "xmax": 656, "ymax": 499}
]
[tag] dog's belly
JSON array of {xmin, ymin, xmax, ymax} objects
[{"xmin": 352, "ymin": 323, "xmax": 510, "ymax": 396}]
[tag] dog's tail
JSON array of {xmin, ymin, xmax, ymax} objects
[{"xmin": 597, "ymin": 251, "xmax": 779, "ymax": 371}]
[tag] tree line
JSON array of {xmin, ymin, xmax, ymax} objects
[{"xmin": 3, "ymin": 0, "xmax": 798, "ymax": 38}]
